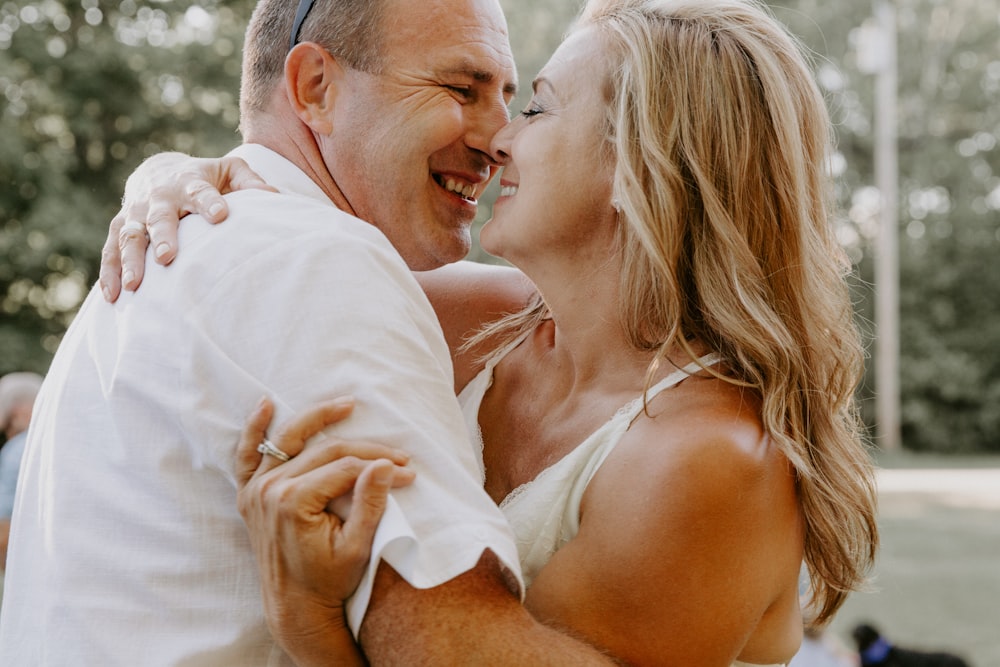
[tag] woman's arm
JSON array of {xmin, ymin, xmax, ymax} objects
[
  {"xmin": 414, "ymin": 261, "xmax": 537, "ymax": 392},
  {"xmin": 524, "ymin": 380, "xmax": 805, "ymax": 666}
]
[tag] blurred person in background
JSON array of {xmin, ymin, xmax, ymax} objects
[{"xmin": 0, "ymin": 371, "xmax": 43, "ymax": 570}]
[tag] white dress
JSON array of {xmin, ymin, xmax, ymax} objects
[{"xmin": 457, "ymin": 336, "xmax": 785, "ymax": 667}]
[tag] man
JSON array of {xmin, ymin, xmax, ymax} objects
[
  {"xmin": 0, "ymin": 0, "xmax": 613, "ymax": 664},
  {"xmin": 0, "ymin": 371, "xmax": 43, "ymax": 568}
]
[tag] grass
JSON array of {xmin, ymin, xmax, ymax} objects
[{"xmin": 824, "ymin": 452, "xmax": 1000, "ymax": 667}]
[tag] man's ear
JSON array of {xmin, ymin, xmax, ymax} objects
[{"xmin": 284, "ymin": 43, "xmax": 343, "ymax": 135}]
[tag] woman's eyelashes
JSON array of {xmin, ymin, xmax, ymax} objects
[{"xmin": 520, "ymin": 105, "xmax": 544, "ymax": 118}]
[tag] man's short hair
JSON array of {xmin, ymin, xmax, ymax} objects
[{"xmin": 240, "ymin": 0, "xmax": 387, "ymax": 118}]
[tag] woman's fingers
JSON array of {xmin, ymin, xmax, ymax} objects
[
  {"xmin": 235, "ymin": 397, "xmax": 277, "ymax": 489},
  {"xmin": 239, "ymin": 456, "xmax": 415, "ymax": 609},
  {"xmin": 219, "ymin": 155, "xmax": 277, "ymax": 200},
  {"xmin": 146, "ymin": 156, "xmax": 275, "ymax": 263},
  {"xmin": 100, "ymin": 153, "xmax": 274, "ymax": 300},
  {"xmin": 267, "ymin": 396, "xmax": 357, "ymax": 457},
  {"xmin": 99, "ymin": 213, "xmax": 126, "ymax": 302},
  {"xmin": 237, "ymin": 396, "xmax": 410, "ymax": 483},
  {"xmin": 283, "ymin": 433, "xmax": 411, "ymax": 479},
  {"xmin": 118, "ymin": 201, "xmax": 152, "ymax": 292},
  {"xmin": 144, "ymin": 197, "xmax": 184, "ymax": 266},
  {"xmin": 341, "ymin": 459, "xmax": 398, "ymax": 548}
]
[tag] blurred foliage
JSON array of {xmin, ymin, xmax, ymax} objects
[
  {"xmin": 0, "ymin": 0, "xmax": 250, "ymax": 370},
  {"xmin": 2, "ymin": 0, "xmax": 1000, "ymax": 452}
]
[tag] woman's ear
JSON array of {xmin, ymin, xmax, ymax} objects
[{"xmin": 284, "ymin": 43, "xmax": 343, "ymax": 135}]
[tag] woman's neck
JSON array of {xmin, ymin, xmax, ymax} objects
[{"xmin": 528, "ymin": 266, "xmax": 655, "ymax": 395}]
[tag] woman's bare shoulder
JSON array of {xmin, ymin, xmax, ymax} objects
[
  {"xmin": 636, "ymin": 373, "xmax": 773, "ymax": 471},
  {"xmin": 527, "ymin": 375, "xmax": 803, "ymax": 665}
]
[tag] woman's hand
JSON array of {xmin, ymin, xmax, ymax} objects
[
  {"xmin": 236, "ymin": 396, "xmax": 415, "ymax": 666},
  {"xmin": 100, "ymin": 152, "xmax": 274, "ymax": 302}
]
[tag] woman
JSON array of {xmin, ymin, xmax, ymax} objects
[{"xmin": 106, "ymin": 0, "xmax": 877, "ymax": 664}]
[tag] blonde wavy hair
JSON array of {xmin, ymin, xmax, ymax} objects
[{"xmin": 478, "ymin": 0, "xmax": 878, "ymax": 624}]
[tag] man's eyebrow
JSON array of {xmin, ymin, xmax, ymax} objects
[{"xmin": 442, "ymin": 63, "xmax": 518, "ymax": 96}]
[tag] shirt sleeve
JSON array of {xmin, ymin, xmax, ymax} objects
[{"xmin": 179, "ymin": 194, "xmax": 524, "ymax": 635}]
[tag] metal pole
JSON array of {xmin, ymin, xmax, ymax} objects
[{"xmin": 873, "ymin": 0, "xmax": 901, "ymax": 451}]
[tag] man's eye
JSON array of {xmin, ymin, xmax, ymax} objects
[{"xmin": 446, "ymin": 85, "xmax": 472, "ymax": 99}]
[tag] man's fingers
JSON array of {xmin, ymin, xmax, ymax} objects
[
  {"xmin": 235, "ymin": 397, "xmax": 275, "ymax": 489},
  {"xmin": 99, "ymin": 213, "xmax": 126, "ymax": 302}
]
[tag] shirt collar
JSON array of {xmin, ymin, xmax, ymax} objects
[{"xmin": 228, "ymin": 143, "xmax": 337, "ymax": 209}]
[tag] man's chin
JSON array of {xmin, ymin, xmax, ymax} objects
[{"xmin": 404, "ymin": 233, "xmax": 472, "ymax": 271}]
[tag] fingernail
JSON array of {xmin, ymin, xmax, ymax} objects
[
  {"xmin": 122, "ymin": 270, "xmax": 135, "ymax": 287},
  {"xmin": 154, "ymin": 242, "xmax": 171, "ymax": 260},
  {"xmin": 102, "ymin": 286, "xmax": 112, "ymax": 302},
  {"xmin": 208, "ymin": 202, "xmax": 224, "ymax": 218},
  {"xmin": 371, "ymin": 464, "xmax": 393, "ymax": 487}
]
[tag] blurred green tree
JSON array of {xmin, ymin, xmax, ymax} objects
[
  {"xmin": 1, "ymin": 0, "xmax": 252, "ymax": 373},
  {"xmin": 3, "ymin": 0, "xmax": 999, "ymax": 452}
]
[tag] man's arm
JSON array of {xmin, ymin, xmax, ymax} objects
[{"xmin": 360, "ymin": 553, "xmax": 619, "ymax": 666}]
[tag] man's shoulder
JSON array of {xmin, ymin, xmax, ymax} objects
[{"xmin": 179, "ymin": 189, "xmax": 402, "ymax": 275}]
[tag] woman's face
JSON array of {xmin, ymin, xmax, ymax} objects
[{"xmin": 480, "ymin": 27, "xmax": 619, "ymax": 272}]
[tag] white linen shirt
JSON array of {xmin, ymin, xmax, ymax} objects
[{"xmin": 0, "ymin": 144, "xmax": 522, "ymax": 666}]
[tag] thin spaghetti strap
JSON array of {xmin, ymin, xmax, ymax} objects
[
  {"xmin": 643, "ymin": 353, "xmax": 723, "ymax": 402},
  {"xmin": 615, "ymin": 353, "xmax": 724, "ymax": 425}
]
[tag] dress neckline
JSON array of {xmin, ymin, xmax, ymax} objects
[{"xmin": 496, "ymin": 352, "xmax": 721, "ymax": 509}]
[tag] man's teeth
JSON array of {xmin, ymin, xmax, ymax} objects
[
  {"xmin": 500, "ymin": 185, "xmax": 518, "ymax": 197},
  {"xmin": 444, "ymin": 178, "xmax": 477, "ymax": 200}
]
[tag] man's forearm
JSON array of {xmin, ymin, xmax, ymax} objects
[{"xmin": 359, "ymin": 553, "xmax": 618, "ymax": 665}]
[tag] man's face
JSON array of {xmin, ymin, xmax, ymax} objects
[{"xmin": 321, "ymin": 0, "xmax": 517, "ymax": 270}]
